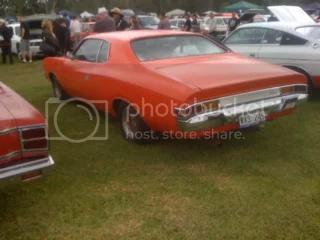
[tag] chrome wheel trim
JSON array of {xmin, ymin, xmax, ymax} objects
[
  {"xmin": 54, "ymin": 82, "xmax": 61, "ymax": 99},
  {"xmin": 121, "ymin": 106, "xmax": 138, "ymax": 140}
]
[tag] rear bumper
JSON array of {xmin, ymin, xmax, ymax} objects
[
  {"xmin": 176, "ymin": 93, "xmax": 308, "ymax": 132},
  {"xmin": 0, "ymin": 156, "xmax": 54, "ymax": 185}
]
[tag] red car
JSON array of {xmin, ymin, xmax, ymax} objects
[
  {"xmin": 44, "ymin": 31, "xmax": 308, "ymax": 143},
  {"xmin": 0, "ymin": 82, "xmax": 54, "ymax": 184}
]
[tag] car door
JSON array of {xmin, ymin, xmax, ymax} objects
[
  {"xmin": 61, "ymin": 39, "xmax": 103, "ymax": 99},
  {"xmin": 223, "ymin": 27, "xmax": 266, "ymax": 58},
  {"xmin": 258, "ymin": 29, "xmax": 309, "ymax": 66}
]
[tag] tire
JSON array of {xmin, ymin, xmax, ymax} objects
[
  {"xmin": 51, "ymin": 75, "xmax": 69, "ymax": 100},
  {"xmin": 118, "ymin": 102, "xmax": 151, "ymax": 144}
]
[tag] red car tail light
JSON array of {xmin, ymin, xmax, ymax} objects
[{"xmin": 19, "ymin": 126, "xmax": 49, "ymax": 152}]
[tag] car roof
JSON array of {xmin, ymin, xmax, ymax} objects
[
  {"xmin": 88, "ymin": 30, "xmax": 197, "ymax": 42},
  {"xmin": 227, "ymin": 22, "xmax": 320, "ymax": 42},
  {"xmin": 8, "ymin": 23, "xmax": 20, "ymax": 27},
  {"xmin": 237, "ymin": 22, "xmax": 319, "ymax": 32}
]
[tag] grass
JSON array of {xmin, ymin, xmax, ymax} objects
[{"xmin": 1, "ymin": 59, "xmax": 320, "ymax": 239}]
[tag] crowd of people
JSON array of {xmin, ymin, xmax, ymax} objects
[{"xmin": 0, "ymin": 7, "xmax": 244, "ymax": 64}]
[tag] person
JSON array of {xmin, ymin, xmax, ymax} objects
[
  {"xmin": 53, "ymin": 17, "xmax": 69, "ymax": 54},
  {"xmin": 109, "ymin": 7, "xmax": 128, "ymax": 31},
  {"xmin": 17, "ymin": 14, "xmax": 32, "ymax": 63},
  {"xmin": 158, "ymin": 12, "xmax": 171, "ymax": 30},
  {"xmin": 70, "ymin": 16, "xmax": 81, "ymax": 47},
  {"xmin": 192, "ymin": 13, "xmax": 200, "ymax": 25},
  {"xmin": 0, "ymin": 19, "xmax": 13, "ymax": 64},
  {"xmin": 129, "ymin": 16, "xmax": 142, "ymax": 30},
  {"xmin": 268, "ymin": 14, "xmax": 278, "ymax": 22},
  {"xmin": 93, "ymin": 11, "xmax": 116, "ymax": 33},
  {"xmin": 207, "ymin": 12, "xmax": 217, "ymax": 37},
  {"xmin": 228, "ymin": 12, "xmax": 240, "ymax": 33},
  {"xmin": 40, "ymin": 20, "xmax": 60, "ymax": 58},
  {"xmin": 183, "ymin": 12, "xmax": 192, "ymax": 31},
  {"xmin": 62, "ymin": 13, "xmax": 70, "ymax": 29}
]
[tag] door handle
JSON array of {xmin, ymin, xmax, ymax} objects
[
  {"xmin": 84, "ymin": 74, "xmax": 89, "ymax": 80},
  {"xmin": 249, "ymin": 53, "xmax": 256, "ymax": 57}
]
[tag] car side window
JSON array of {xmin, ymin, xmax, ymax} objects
[
  {"xmin": 280, "ymin": 33, "xmax": 308, "ymax": 46},
  {"xmin": 170, "ymin": 21, "xmax": 177, "ymax": 26},
  {"xmin": 97, "ymin": 41, "xmax": 110, "ymax": 63},
  {"xmin": 216, "ymin": 18, "xmax": 223, "ymax": 25},
  {"xmin": 262, "ymin": 29, "xmax": 283, "ymax": 44},
  {"xmin": 224, "ymin": 28, "xmax": 266, "ymax": 44},
  {"xmin": 73, "ymin": 39, "xmax": 102, "ymax": 62}
]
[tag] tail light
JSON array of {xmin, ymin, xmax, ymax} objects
[
  {"xmin": 281, "ymin": 85, "xmax": 307, "ymax": 95},
  {"xmin": 19, "ymin": 125, "xmax": 48, "ymax": 152}
]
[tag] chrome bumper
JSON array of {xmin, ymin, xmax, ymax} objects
[
  {"xmin": 0, "ymin": 156, "xmax": 54, "ymax": 185},
  {"xmin": 176, "ymin": 94, "xmax": 308, "ymax": 132}
]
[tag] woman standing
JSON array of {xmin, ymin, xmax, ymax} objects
[
  {"xmin": 129, "ymin": 16, "xmax": 142, "ymax": 30},
  {"xmin": 40, "ymin": 20, "xmax": 61, "ymax": 57}
]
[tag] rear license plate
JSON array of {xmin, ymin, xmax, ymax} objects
[{"xmin": 239, "ymin": 111, "xmax": 265, "ymax": 128}]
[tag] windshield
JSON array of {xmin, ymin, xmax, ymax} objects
[
  {"xmin": 296, "ymin": 26, "xmax": 320, "ymax": 40},
  {"xmin": 138, "ymin": 16, "xmax": 160, "ymax": 26},
  {"xmin": 223, "ymin": 18, "xmax": 230, "ymax": 24},
  {"xmin": 131, "ymin": 35, "xmax": 226, "ymax": 61}
]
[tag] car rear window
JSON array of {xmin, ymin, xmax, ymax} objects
[
  {"xmin": 131, "ymin": 35, "xmax": 226, "ymax": 61},
  {"xmin": 296, "ymin": 26, "xmax": 320, "ymax": 40}
]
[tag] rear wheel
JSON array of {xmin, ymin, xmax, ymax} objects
[
  {"xmin": 51, "ymin": 75, "xmax": 69, "ymax": 100},
  {"xmin": 118, "ymin": 102, "xmax": 151, "ymax": 144}
]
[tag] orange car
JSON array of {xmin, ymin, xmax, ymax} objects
[{"xmin": 44, "ymin": 31, "xmax": 308, "ymax": 143}]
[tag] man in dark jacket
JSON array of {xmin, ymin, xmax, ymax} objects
[
  {"xmin": 0, "ymin": 19, "xmax": 13, "ymax": 64},
  {"xmin": 53, "ymin": 17, "xmax": 69, "ymax": 54},
  {"xmin": 109, "ymin": 7, "xmax": 129, "ymax": 31},
  {"xmin": 94, "ymin": 12, "xmax": 116, "ymax": 33}
]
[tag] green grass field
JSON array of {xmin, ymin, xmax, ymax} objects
[{"xmin": 1, "ymin": 60, "xmax": 320, "ymax": 239}]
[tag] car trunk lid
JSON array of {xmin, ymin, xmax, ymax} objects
[
  {"xmin": 144, "ymin": 53, "xmax": 306, "ymax": 102},
  {"xmin": 268, "ymin": 6, "xmax": 315, "ymax": 23},
  {"xmin": 0, "ymin": 89, "xmax": 22, "ymax": 167}
]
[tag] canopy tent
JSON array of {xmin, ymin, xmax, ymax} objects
[
  {"xmin": 59, "ymin": 9, "xmax": 79, "ymax": 18},
  {"xmin": 223, "ymin": 1, "xmax": 262, "ymax": 11},
  {"xmin": 203, "ymin": 11, "xmax": 217, "ymax": 14},
  {"xmin": 166, "ymin": 9, "xmax": 186, "ymax": 17},
  {"xmin": 80, "ymin": 11, "xmax": 94, "ymax": 18}
]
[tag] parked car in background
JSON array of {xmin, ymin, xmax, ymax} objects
[
  {"xmin": 169, "ymin": 18, "xmax": 185, "ymax": 29},
  {"xmin": 201, "ymin": 16, "xmax": 231, "ymax": 40},
  {"xmin": 134, "ymin": 15, "xmax": 179, "ymax": 30},
  {"xmin": 223, "ymin": 6, "xmax": 320, "ymax": 93},
  {"xmin": 0, "ymin": 82, "xmax": 54, "ymax": 185},
  {"xmin": 44, "ymin": 31, "xmax": 307, "ymax": 143},
  {"xmin": 9, "ymin": 14, "xmax": 59, "ymax": 57},
  {"xmin": 121, "ymin": 9, "xmax": 148, "ymax": 22}
]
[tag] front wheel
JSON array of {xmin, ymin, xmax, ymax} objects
[{"xmin": 118, "ymin": 102, "xmax": 151, "ymax": 144}]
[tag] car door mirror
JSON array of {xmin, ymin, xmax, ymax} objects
[{"xmin": 66, "ymin": 51, "xmax": 73, "ymax": 59}]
